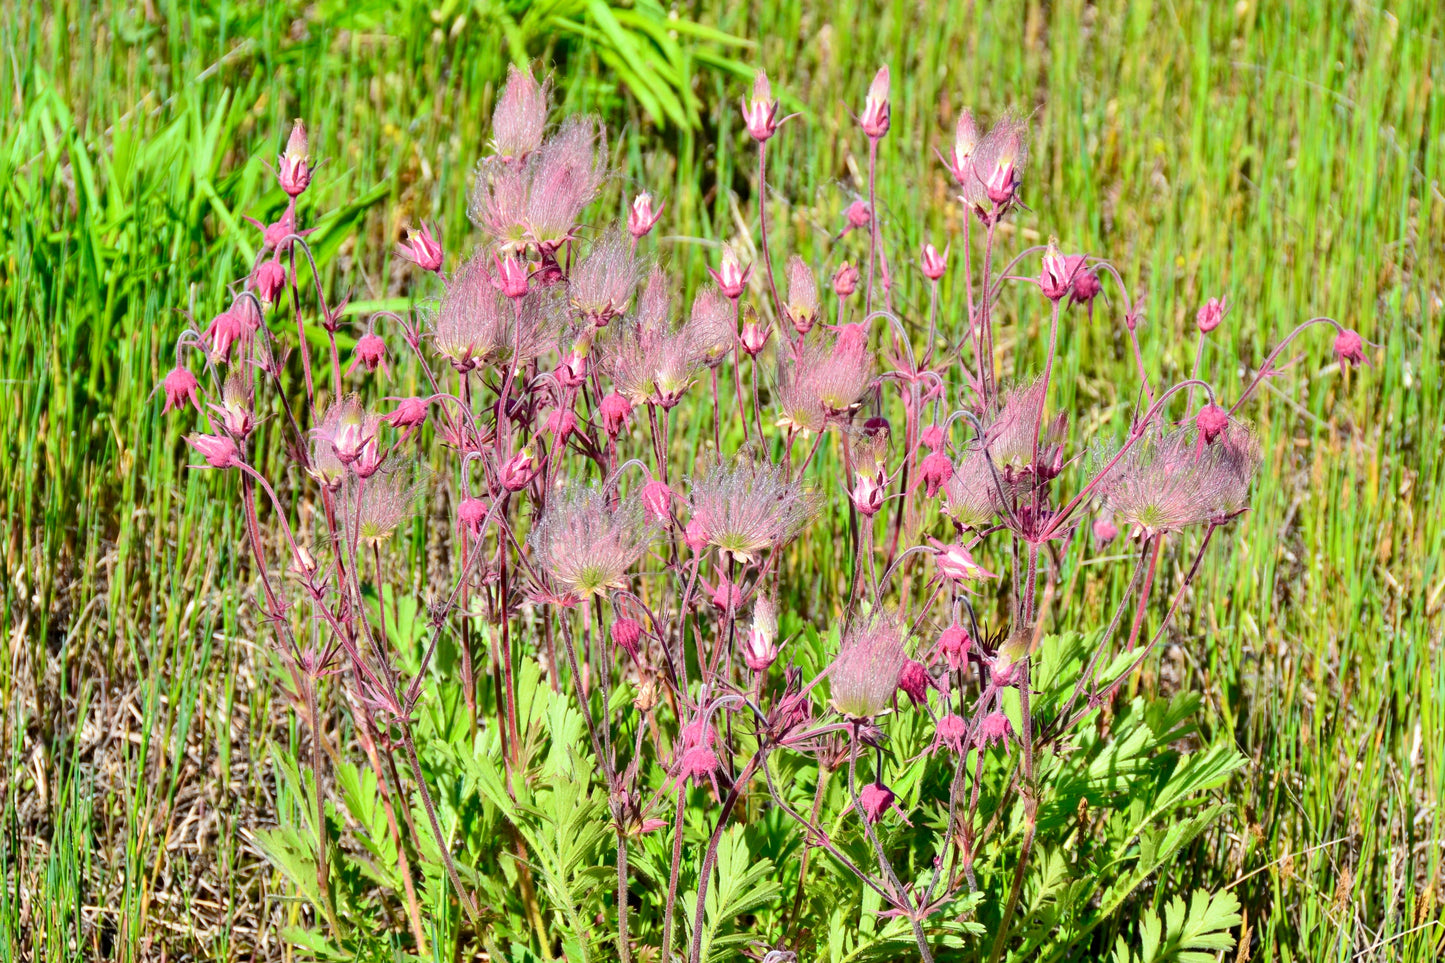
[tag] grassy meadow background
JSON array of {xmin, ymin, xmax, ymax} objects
[{"xmin": 2, "ymin": 0, "xmax": 1442, "ymax": 958}]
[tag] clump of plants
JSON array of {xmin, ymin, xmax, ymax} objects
[{"xmin": 160, "ymin": 63, "xmax": 1367, "ymax": 961}]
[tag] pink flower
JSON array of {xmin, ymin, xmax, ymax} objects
[
  {"xmin": 977, "ymin": 711, "xmax": 1014, "ymax": 748},
  {"xmin": 933, "ymin": 541, "xmax": 997, "ymax": 581},
  {"xmin": 206, "ymin": 310, "xmax": 244, "ymax": 360},
  {"xmin": 832, "ymin": 261, "xmax": 860, "ymax": 298},
  {"xmin": 1333, "ymin": 328, "xmax": 1370, "ymax": 368},
  {"xmin": 160, "ymin": 366, "xmax": 201, "ymax": 414},
  {"xmin": 740, "ymin": 314, "xmax": 771, "ymax": 356},
  {"xmin": 1068, "ymin": 263, "xmax": 1102, "ymax": 316},
  {"xmin": 1092, "ymin": 517, "xmax": 1119, "ymax": 545},
  {"xmin": 556, "ymin": 343, "xmax": 589, "ymax": 387},
  {"xmin": 492, "ymin": 251, "xmax": 530, "ymax": 299},
  {"xmin": 937, "ymin": 623, "xmax": 971, "ymax": 671},
  {"xmin": 628, "ymin": 192, "xmax": 664, "ymax": 238},
  {"xmin": 545, "ymin": 408, "xmax": 577, "ymax": 440},
  {"xmin": 934, "ymin": 713, "xmax": 969, "ymax": 754},
  {"xmin": 920, "ymin": 451, "xmax": 954, "ymax": 498},
  {"xmin": 384, "ymin": 397, "xmax": 429, "ymax": 433},
  {"xmin": 897, "ymin": 658, "xmax": 933, "ymax": 706},
  {"xmin": 253, "ymin": 258, "xmax": 287, "ymax": 304},
  {"xmin": 858, "ymin": 66, "xmax": 890, "ymax": 140},
  {"xmin": 1196, "ymin": 297, "xmax": 1228, "ymax": 334},
  {"xmin": 397, "ymin": 223, "xmax": 444, "ymax": 273},
  {"xmin": 186, "ymin": 433, "xmax": 240, "ymax": 469},
  {"xmin": 498, "ymin": 446, "xmax": 539, "ymax": 492},
  {"xmin": 641, "ymin": 479, "xmax": 672, "ymax": 522},
  {"xmin": 850, "ymin": 469, "xmax": 886, "ymax": 516},
  {"xmin": 491, "ymin": 65, "xmax": 548, "ymax": 162},
  {"xmin": 921, "ymin": 423, "xmax": 946, "ymax": 452},
  {"xmin": 680, "ymin": 745, "xmax": 720, "ymax": 786},
  {"xmin": 684, "ymin": 514, "xmax": 709, "ymax": 553},
  {"xmin": 741, "ymin": 70, "xmax": 781, "ymax": 142},
  {"xmin": 921, "ymin": 242, "xmax": 948, "ymax": 281},
  {"xmin": 743, "ymin": 597, "xmax": 779, "ymax": 673},
  {"xmin": 858, "ymin": 782, "xmax": 897, "ymax": 825},
  {"xmin": 599, "ymin": 392, "xmax": 633, "ymax": 436},
  {"xmin": 708, "ymin": 247, "xmax": 752, "ymax": 300},
  {"xmin": 710, "ymin": 579, "xmax": 743, "ymax": 613},
  {"xmin": 457, "ymin": 497, "xmax": 490, "ymax": 536},
  {"xmin": 277, "ymin": 119, "xmax": 311, "ymax": 197},
  {"xmin": 1196, "ymin": 403, "xmax": 1230, "ymax": 446},
  {"xmin": 839, "ymin": 200, "xmax": 871, "ymax": 238},
  {"xmin": 1038, "ymin": 240, "xmax": 1072, "ymax": 301},
  {"xmin": 611, "ymin": 617, "xmax": 643, "ymax": 661},
  {"xmin": 348, "ymin": 332, "xmax": 388, "ymax": 377}
]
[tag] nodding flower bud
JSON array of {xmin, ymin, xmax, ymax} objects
[
  {"xmin": 832, "ymin": 261, "xmax": 860, "ymax": 298},
  {"xmin": 628, "ymin": 192, "xmax": 664, "ymax": 239},
  {"xmin": 493, "ymin": 251, "xmax": 530, "ymax": 299},
  {"xmin": 1196, "ymin": 296, "xmax": 1228, "ymax": 334},
  {"xmin": 457, "ymin": 496, "xmax": 490, "ymax": 536},
  {"xmin": 1039, "ymin": 240, "xmax": 1071, "ymax": 301},
  {"xmin": 1069, "ymin": 264, "xmax": 1102, "ymax": 311},
  {"xmin": 348, "ymin": 332, "xmax": 388, "ymax": 377},
  {"xmin": 897, "ymin": 658, "xmax": 933, "ymax": 705},
  {"xmin": 556, "ymin": 343, "xmax": 589, "ymax": 388},
  {"xmin": 708, "ymin": 246, "xmax": 752, "ymax": 300},
  {"xmin": 785, "ymin": 256, "xmax": 819, "ymax": 334},
  {"xmin": 850, "ymin": 469, "xmax": 886, "ymax": 516},
  {"xmin": 1333, "ymin": 328, "xmax": 1370, "ymax": 368},
  {"xmin": 743, "ymin": 597, "xmax": 779, "ymax": 673},
  {"xmin": 933, "ymin": 541, "xmax": 998, "ymax": 582},
  {"xmin": 253, "ymin": 258, "xmax": 287, "ymax": 304},
  {"xmin": 948, "ymin": 109, "xmax": 980, "ymax": 184},
  {"xmin": 710, "ymin": 579, "xmax": 743, "ymax": 613},
  {"xmin": 858, "ymin": 781, "xmax": 898, "ymax": 824},
  {"xmin": 161, "ymin": 366, "xmax": 201, "ymax": 414},
  {"xmin": 921, "ymin": 242, "xmax": 948, "ymax": 281},
  {"xmin": 977, "ymin": 711, "xmax": 1015, "ymax": 748},
  {"xmin": 186, "ymin": 432, "xmax": 240, "ymax": 469},
  {"xmin": 920, "ymin": 451, "xmax": 954, "ymax": 498},
  {"xmin": 858, "ymin": 66, "xmax": 890, "ymax": 140},
  {"xmin": 684, "ymin": 514, "xmax": 709, "ymax": 553},
  {"xmin": 741, "ymin": 70, "xmax": 781, "ymax": 142},
  {"xmin": 290, "ymin": 544, "xmax": 318, "ymax": 579},
  {"xmin": 740, "ymin": 309, "xmax": 771, "ymax": 356},
  {"xmin": 398, "ymin": 223, "xmax": 444, "ymax": 273},
  {"xmin": 204, "ymin": 310, "xmax": 243, "ymax": 361},
  {"xmin": 938, "ymin": 623, "xmax": 971, "ymax": 671},
  {"xmin": 933, "ymin": 713, "xmax": 969, "ymax": 755},
  {"xmin": 1196, "ymin": 403, "xmax": 1229, "ymax": 445},
  {"xmin": 384, "ymin": 396, "xmax": 429, "ymax": 433},
  {"xmin": 1092, "ymin": 516, "xmax": 1119, "ymax": 545},
  {"xmin": 641, "ymin": 479, "xmax": 672, "ymax": 522},
  {"xmin": 545, "ymin": 407, "xmax": 577, "ymax": 440},
  {"xmin": 839, "ymin": 200, "xmax": 871, "ymax": 238},
  {"xmin": 599, "ymin": 392, "xmax": 633, "ymax": 436},
  {"xmin": 278, "ymin": 119, "xmax": 311, "ymax": 197},
  {"xmin": 498, "ymin": 446, "xmax": 539, "ymax": 492},
  {"xmin": 611, "ymin": 617, "xmax": 643, "ymax": 662}
]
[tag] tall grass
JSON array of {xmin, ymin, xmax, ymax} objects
[{"xmin": 1, "ymin": 0, "xmax": 1441, "ymax": 959}]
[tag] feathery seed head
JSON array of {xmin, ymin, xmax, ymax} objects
[
  {"xmin": 491, "ymin": 65, "xmax": 549, "ymax": 162},
  {"xmin": 1102, "ymin": 421, "xmax": 1260, "ymax": 537},
  {"xmin": 688, "ymin": 459, "xmax": 817, "ymax": 562},
  {"xmin": 829, "ymin": 614, "xmax": 907, "ymax": 719},
  {"xmin": 529, "ymin": 484, "xmax": 655, "ymax": 601},
  {"xmin": 525, "ymin": 117, "xmax": 607, "ymax": 253},
  {"xmin": 568, "ymin": 227, "xmax": 636, "ymax": 325},
  {"xmin": 688, "ymin": 287, "xmax": 736, "ymax": 368}
]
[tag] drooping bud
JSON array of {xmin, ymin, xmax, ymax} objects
[
  {"xmin": 977, "ymin": 711, "xmax": 1014, "ymax": 748},
  {"xmin": 186, "ymin": 433, "xmax": 240, "ymax": 469},
  {"xmin": 1092, "ymin": 516, "xmax": 1119, "ymax": 545},
  {"xmin": 1196, "ymin": 404, "xmax": 1229, "ymax": 445},
  {"xmin": 397, "ymin": 223, "xmax": 444, "ymax": 273},
  {"xmin": 684, "ymin": 514, "xmax": 709, "ymax": 553},
  {"xmin": 938, "ymin": 623, "xmax": 971, "ymax": 671},
  {"xmin": 641, "ymin": 478, "xmax": 672, "ymax": 522},
  {"xmin": 457, "ymin": 496, "xmax": 489, "ymax": 536},
  {"xmin": 599, "ymin": 392, "xmax": 633, "ymax": 436},
  {"xmin": 384, "ymin": 396, "xmax": 429, "ymax": 433},
  {"xmin": 498, "ymin": 446, "xmax": 539, "ymax": 491},
  {"xmin": 921, "ymin": 242, "xmax": 948, "ymax": 281},
  {"xmin": 1196, "ymin": 297, "xmax": 1227, "ymax": 334},
  {"xmin": 545, "ymin": 407, "xmax": 577, "ymax": 440},
  {"xmin": 921, "ymin": 423, "xmax": 946, "ymax": 452},
  {"xmin": 710, "ymin": 579, "xmax": 743, "ymax": 613},
  {"xmin": 897, "ymin": 658, "xmax": 932, "ymax": 706},
  {"xmin": 858, "ymin": 782, "xmax": 897, "ymax": 824},
  {"xmin": 920, "ymin": 451, "xmax": 954, "ymax": 498},
  {"xmin": 839, "ymin": 200, "xmax": 871, "ymax": 237},
  {"xmin": 253, "ymin": 259, "xmax": 287, "ymax": 304},
  {"xmin": 628, "ymin": 192, "xmax": 664, "ymax": 238},
  {"xmin": 934, "ymin": 713, "xmax": 969, "ymax": 754},
  {"xmin": 611, "ymin": 617, "xmax": 643, "ymax": 662},
  {"xmin": 278, "ymin": 120, "xmax": 311, "ymax": 197},
  {"xmin": 858, "ymin": 66, "xmax": 890, "ymax": 140},
  {"xmin": 1333, "ymin": 328, "xmax": 1370, "ymax": 368},
  {"xmin": 348, "ymin": 332, "xmax": 388, "ymax": 377},
  {"xmin": 832, "ymin": 261, "xmax": 860, "ymax": 298},
  {"xmin": 741, "ymin": 70, "xmax": 781, "ymax": 142},
  {"xmin": 161, "ymin": 366, "xmax": 201, "ymax": 414},
  {"xmin": 1068, "ymin": 263, "xmax": 1102, "ymax": 313},
  {"xmin": 708, "ymin": 246, "xmax": 752, "ymax": 300}
]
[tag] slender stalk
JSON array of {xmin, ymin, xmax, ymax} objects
[{"xmin": 400, "ymin": 725, "xmax": 481, "ymax": 924}]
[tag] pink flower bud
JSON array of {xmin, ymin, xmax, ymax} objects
[
  {"xmin": 493, "ymin": 252, "xmax": 530, "ymax": 299},
  {"xmin": 599, "ymin": 392, "xmax": 633, "ymax": 436},
  {"xmin": 352, "ymin": 437, "xmax": 383, "ymax": 478},
  {"xmin": 934, "ymin": 713, "xmax": 968, "ymax": 754},
  {"xmin": 708, "ymin": 247, "xmax": 752, "ymax": 300},
  {"xmin": 921, "ymin": 242, "xmax": 948, "ymax": 281},
  {"xmin": 384, "ymin": 397, "xmax": 429, "ymax": 432},
  {"xmin": 1068, "ymin": 264, "xmax": 1102, "ymax": 310},
  {"xmin": 161, "ymin": 366, "xmax": 201, "ymax": 414},
  {"xmin": 934, "ymin": 542, "xmax": 997, "ymax": 581},
  {"xmin": 743, "ymin": 597, "xmax": 779, "ymax": 673},
  {"xmin": 206, "ymin": 310, "xmax": 244, "ymax": 361},
  {"xmin": 1039, "ymin": 240, "xmax": 1071, "ymax": 301},
  {"xmin": 684, "ymin": 514, "xmax": 709, "ymax": 553},
  {"xmin": 741, "ymin": 70, "xmax": 781, "ymax": 142},
  {"xmin": 277, "ymin": 119, "xmax": 311, "ymax": 197},
  {"xmin": 832, "ymin": 261, "xmax": 860, "ymax": 298},
  {"xmin": 641, "ymin": 479, "xmax": 672, "ymax": 522},
  {"xmin": 557, "ymin": 344, "xmax": 589, "ymax": 387},
  {"xmin": 628, "ymin": 192, "xmax": 664, "ymax": 238},
  {"xmin": 977, "ymin": 711, "xmax": 1014, "ymax": 748},
  {"xmin": 186, "ymin": 433, "xmax": 240, "ymax": 469},
  {"xmin": 1196, "ymin": 403, "xmax": 1229, "ymax": 445},
  {"xmin": 740, "ymin": 315, "xmax": 771, "ymax": 356},
  {"xmin": 938, "ymin": 623, "xmax": 971, "ymax": 671},
  {"xmin": 398, "ymin": 223, "xmax": 444, "ymax": 273},
  {"xmin": 1092, "ymin": 517, "xmax": 1119, "ymax": 545},
  {"xmin": 498, "ymin": 447, "xmax": 538, "ymax": 492},
  {"xmin": 680, "ymin": 745, "xmax": 720, "ymax": 785},
  {"xmin": 545, "ymin": 407, "xmax": 577, "ymax": 440},
  {"xmin": 710, "ymin": 579, "xmax": 743, "ymax": 613},
  {"xmin": 1196, "ymin": 297, "xmax": 1227, "ymax": 334},
  {"xmin": 611, "ymin": 618, "xmax": 643, "ymax": 661},
  {"xmin": 290, "ymin": 544, "xmax": 318, "ymax": 579},
  {"xmin": 348, "ymin": 332, "xmax": 388, "ymax": 377},
  {"xmin": 897, "ymin": 658, "xmax": 932, "ymax": 705},
  {"xmin": 920, "ymin": 451, "xmax": 954, "ymax": 498},
  {"xmin": 858, "ymin": 66, "xmax": 890, "ymax": 140},
  {"xmin": 858, "ymin": 781, "xmax": 897, "ymax": 824},
  {"xmin": 457, "ymin": 496, "xmax": 489, "ymax": 536},
  {"xmin": 253, "ymin": 259, "xmax": 287, "ymax": 304},
  {"xmin": 921, "ymin": 424, "xmax": 946, "ymax": 452},
  {"xmin": 1333, "ymin": 328, "xmax": 1369, "ymax": 368},
  {"xmin": 850, "ymin": 470, "xmax": 886, "ymax": 516},
  {"xmin": 840, "ymin": 200, "xmax": 871, "ymax": 237}
]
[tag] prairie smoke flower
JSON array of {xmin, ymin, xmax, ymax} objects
[
  {"xmin": 569, "ymin": 227, "xmax": 636, "ymax": 325},
  {"xmin": 1196, "ymin": 297, "xmax": 1227, "ymax": 334},
  {"xmin": 709, "ymin": 245, "xmax": 752, "ymax": 300},
  {"xmin": 858, "ymin": 782, "xmax": 900, "ymax": 825},
  {"xmin": 525, "ymin": 116, "xmax": 607, "ymax": 253},
  {"xmin": 937, "ymin": 623, "xmax": 971, "ymax": 671},
  {"xmin": 640, "ymin": 478, "xmax": 672, "ymax": 522},
  {"xmin": 897, "ymin": 658, "xmax": 933, "ymax": 705},
  {"xmin": 634, "ymin": 265, "xmax": 673, "ymax": 332},
  {"xmin": 832, "ymin": 261, "xmax": 860, "ymax": 297},
  {"xmin": 687, "ymin": 459, "xmax": 817, "ymax": 562},
  {"xmin": 277, "ymin": 119, "xmax": 311, "ymax": 196},
  {"xmin": 206, "ymin": 309, "xmax": 244, "ymax": 360},
  {"xmin": 710, "ymin": 579, "xmax": 743, "ymax": 613},
  {"xmin": 1333, "ymin": 328, "xmax": 1370, "ymax": 367},
  {"xmin": 946, "ymin": 108, "xmax": 980, "ymax": 184},
  {"xmin": 348, "ymin": 332, "xmax": 388, "ymax": 377},
  {"xmin": 498, "ymin": 446, "xmax": 540, "ymax": 492},
  {"xmin": 344, "ymin": 464, "xmax": 420, "ymax": 546},
  {"xmin": 921, "ymin": 242, "xmax": 948, "ymax": 281},
  {"xmin": 741, "ymin": 70, "xmax": 780, "ymax": 142},
  {"xmin": 1092, "ymin": 516, "xmax": 1119, "ymax": 545},
  {"xmin": 599, "ymin": 392, "xmax": 633, "ymax": 436},
  {"xmin": 469, "ymin": 161, "xmax": 531, "ymax": 250},
  {"xmin": 740, "ymin": 310, "xmax": 771, "ymax": 356},
  {"xmin": 962, "ymin": 112, "xmax": 1028, "ymax": 211},
  {"xmin": 839, "ymin": 200, "xmax": 871, "ymax": 237},
  {"xmin": 208, "ymin": 373, "xmax": 254, "ymax": 439},
  {"xmin": 314, "ymin": 395, "xmax": 378, "ymax": 467},
  {"xmin": 1101, "ymin": 421, "xmax": 1260, "ymax": 537},
  {"xmin": 933, "ymin": 713, "xmax": 969, "ymax": 755},
  {"xmin": 1038, "ymin": 240, "xmax": 1073, "ymax": 301},
  {"xmin": 160, "ymin": 366, "xmax": 201, "ymax": 414},
  {"xmin": 397, "ymin": 223, "xmax": 444, "ymax": 273},
  {"xmin": 828, "ymin": 615, "xmax": 907, "ymax": 719},
  {"xmin": 1195, "ymin": 404, "xmax": 1230, "ymax": 446},
  {"xmin": 784, "ymin": 256, "xmax": 820, "ymax": 334},
  {"xmin": 457, "ymin": 496, "xmax": 489, "ymax": 536},
  {"xmin": 942, "ymin": 449, "xmax": 999, "ymax": 530},
  {"xmin": 384, "ymin": 396, "xmax": 429, "ymax": 434},
  {"xmin": 491, "ymin": 65, "xmax": 549, "ymax": 162},
  {"xmin": 434, "ymin": 255, "xmax": 560, "ymax": 371},
  {"xmin": 545, "ymin": 407, "xmax": 577, "ymax": 440},
  {"xmin": 933, "ymin": 540, "xmax": 998, "ymax": 582},
  {"xmin": 744, "ymin": 596, "xmax": 779, "ymax": 672},
  {"xmin": 529, "ymin": 485, "xmax": 655, "ymax": 600},
  {"xmin": 775, "ymin": 337, "xmax": 873, "ymax": 434},
  {"xmin": 977, "ymin": 712, "xmax": 1014, "ymax": 748},
  {"xmin": 858, "ymin": 66, "xmax": 890, "ymax": 140},
  {"xmin": 1068, "ymin": 262, "xmax": 1103, "ymax": 317},
  {"xmin": 611, "ymin": 617, "xmax": 643, "ymax": 662},
  {"xmin": 920, "ymin": 450, "xmax": 954, "ymax": 498},
  {"xmin": 850, "ymin": 468, "xmax": 886, "ymax": 516},
  {"xmin": 186, "ymin": 432, "xmax": 240, "ymax": 469},
  {"xmin": 921, "ymin": 423, "xmax": 946, "ymax": 451},
  {"xmin": 688, "ymin": 287, "xmax": 736, "ymax": 368},
  {"xmin": 492, "ymin": 251, "xmax": 530, "ymax": 299},
  {"xmin": 628, "ymin": 192, "xmax": 664, "ymax": 238},
  {"xmin": 253, "ymin": 258, "xmax": 287, "ymax": 304}
]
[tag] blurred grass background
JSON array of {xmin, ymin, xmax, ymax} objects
[{"xmin": 1, "ymin": 0, "xmax": 1442, "ymax": 959}]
